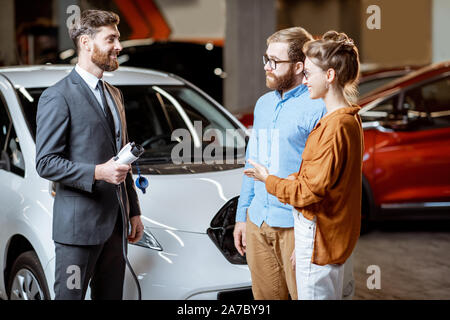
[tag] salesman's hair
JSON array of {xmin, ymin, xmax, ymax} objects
[
  {"xmin": 69, "ymin": 10, "xmax": 120, "ymax": 53},
  {"xmin": 303, "ymin": 31, "xmax": 360, "ymax": 100},
  {"xmin": 267, "ymin": 27, "xmax": 313, "ymax": 63}
]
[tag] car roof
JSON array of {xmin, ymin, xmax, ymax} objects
[
  {"xmin": 0, "ymin": 64, "xmax": 184, "ymax": 88},
  {"xmin": 358, "ymin": 60, "xmax": 450, "ymax": 106},
  {"xmin": 359, "ymin": 66, "xmax": 422, "ymax": 83}
]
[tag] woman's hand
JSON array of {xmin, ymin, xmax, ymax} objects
[
  {"xmin": 243, "ymin": 159, "xmax": 269, "ymax": 183},
  {"xmin": 290, "ymin": 249, "xmax": 296, "ymax": 271}
]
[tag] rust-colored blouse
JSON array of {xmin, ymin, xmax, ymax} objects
[{"xmin": 266, "ymin": 105, "xmax": 364, "ymax": 265}]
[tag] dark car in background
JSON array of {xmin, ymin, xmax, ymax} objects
[{"xmin": 58, "ymin": 39, "xmax": 225, "ymax": 104}]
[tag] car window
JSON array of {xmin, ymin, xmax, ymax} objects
[
  {"xmin": 358, "ymin": 76, "xmax": 401, "ymax": 97},
  {"xmin": 0, "ymin": 96, "xmax": 9, "ymax": 150},
  {"xmin": 120, "ymin": 85, "xmax": 245, "ymax": 163},
  {"xmin": 17, "ymin": 87, "xmax": 40, "ymax": 140},
  {"xmin": 402, "ymin": 76, "xmax": 450, "ymax": 130},
  {"xmin": 0, "ymin": 95, "xmax": 25, "ymax": 177},
  {"xmin": 18, "ymin": 85, "xmax": 245, "ymax": 165},
  {"xmin": 360, "ymin": 96, "xmax": 416, "ymax": 131},
  {"xmin": 360, "ymin": 97, "xmax": 399, "ymax": 122}
]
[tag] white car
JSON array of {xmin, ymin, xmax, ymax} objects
[{"xmin": 0, "ymin": 65, "xmax": 252, "ymax": 300}]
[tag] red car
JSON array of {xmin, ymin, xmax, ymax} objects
[
  {"xmin": 358, "ymin": 65, "xmax": 422, "ymax": 97},
  {"xmin": 359, "ymin": 61, "xmax": 450, "ymax": 228},
  {"xmin": 238, "ymin": 61, "xmax": 450, "ymax": 228}
]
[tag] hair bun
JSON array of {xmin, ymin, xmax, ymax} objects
[
  {"xmin": 323, "ymin": 31, "xmax": 354, "ymax": 48},
  {"xmin": 323, "ymin": 30, "xmax": 347, "ymax": 42}
]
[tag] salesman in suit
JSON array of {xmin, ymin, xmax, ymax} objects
[{"xmin": 35, "ymin": 9, "xmax": 144, "ymax": 300}]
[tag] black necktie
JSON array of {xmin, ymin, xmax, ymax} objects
[{"xmin": 97, "ymin": 80, "xmax": 116, "ymax": 138}]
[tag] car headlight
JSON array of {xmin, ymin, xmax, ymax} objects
[
  {"xmin": 132, "ymin": 226, "xmax": 163, "ymax": 251},
  {"xmin": 207, "ymin": 196, "xmax": 247, "ymax": 265}
]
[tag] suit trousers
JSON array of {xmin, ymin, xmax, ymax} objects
[
  {"xmin": 245, "ymin": 216, "xmax": 297, "ymax": 300},
  {"xmin": 54, "ymin": 210, "xmax": 126, "ymax": 300}
]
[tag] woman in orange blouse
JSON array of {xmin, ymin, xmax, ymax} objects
[{"xmin": 244, "ymin": 31, "xmax": 364, "ymax": 300}]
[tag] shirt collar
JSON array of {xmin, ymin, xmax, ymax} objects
[
  {"xmin": 75, "ymin": 64, "xmax": 103, "ymax": 90},
  {"xmin": 275, "ymin": 84, "xmax": 308, "ymax": 100},
  {"xmin": 326, "ymin": 104, "xmax": 361, "ymax": 118},
  {"xmin": 315, "ymin": 104, "xmax": 361, "ymax": 129}
]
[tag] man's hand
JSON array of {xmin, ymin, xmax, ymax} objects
[
  {"xmin": 95, "ymin": 158, "xmax": 130, "ymax": 185},
  {"xmin": 128, "ymin": 215, "xmax": 144, "ymax": 243},
  {"xmin": 233, "ymin": 222, "xmax": 247, "ymax": 256}
]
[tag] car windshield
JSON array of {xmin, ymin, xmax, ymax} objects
[
  {"xmin": 17, "ymin": 85, "xmax": 246, "ymax": 165},
  {"xmin": 358, "ymin": 76, "xmax": 402, "ymax": 97}
]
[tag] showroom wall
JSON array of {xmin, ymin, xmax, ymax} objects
[
  {"xmin": 432, "ymin": 0, "xmax": 450, "ymax": 63},
  {"xmin": 277, "ymin": 0, "xmax": 438, "ymax": 69},
  {"xmin": 360, "ymin": 0, "xmax": 431, "ymax": 67},
  {"xmin": 0, "ymin": 0, "xmax": 15, "ymax": 66},
  {"xmin": 154, "ymin": 0, "xmax": 225, "ymax": 42},
  {"xmin": 2, "ymin": 0, "xmax": 450, "ymax": 113}
]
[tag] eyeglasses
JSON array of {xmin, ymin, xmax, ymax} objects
[{"xmin": 263, "ymin": 54, "xmax": 295, "ymax": 70}]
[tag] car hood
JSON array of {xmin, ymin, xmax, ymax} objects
[{"xmin": 133, "ymin": 166, "xmax": 244, "ymax": 233}]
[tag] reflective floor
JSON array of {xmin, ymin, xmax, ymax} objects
[{"xmin": 354, "ymin": 220, "xmax": 450, "ymax": 300}]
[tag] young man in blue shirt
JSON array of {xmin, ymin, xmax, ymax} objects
[{"xmin": 233, "ymin": 27, "xmax": 326, "ymax": 300}]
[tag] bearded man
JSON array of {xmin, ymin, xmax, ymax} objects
[
  {"xmin": 233, "ymin": 27, "xmax": 327, "ymax": 300},
  {"xmin": 35, "ymin": 10, "xmax": 143, "ymax": 300}
]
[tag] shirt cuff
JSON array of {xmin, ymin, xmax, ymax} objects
[{"xmin": 235, "ymin": 208, "xmax": 247, "ymax": 223}]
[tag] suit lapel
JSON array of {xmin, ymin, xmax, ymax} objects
[{"xmin": 69, "ymin": 69, "xmax": 116, "ymax": 151}]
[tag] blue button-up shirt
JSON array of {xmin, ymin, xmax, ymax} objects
[{"xmin": 236, "ymin": 84, "xmax": 326, "ymax": 228}]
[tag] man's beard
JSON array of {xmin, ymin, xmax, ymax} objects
[
  {"xmin": 91, "ymin": 44, "xmax": 119, "ymax": 72},
  {"xmin": 266, "ymin": 65, "xmax": 296, "ymax": 91}
]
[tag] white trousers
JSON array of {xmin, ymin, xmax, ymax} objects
[{"xmin": 293, "ymin": 210, "xmax": 353, "ymax": 300}]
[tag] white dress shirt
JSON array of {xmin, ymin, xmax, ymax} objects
[{"xmin": 74, "ymin": 64, "xmax": 121, "ymax": 146}]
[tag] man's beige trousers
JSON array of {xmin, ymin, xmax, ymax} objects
[{"xmin": 245, "ymin": 217, "xmax": 297, "ymax": 300}]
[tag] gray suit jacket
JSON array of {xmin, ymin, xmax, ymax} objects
[{"xmin": 36, "ymin": 69, "xmax": 141, "ymax": 245}]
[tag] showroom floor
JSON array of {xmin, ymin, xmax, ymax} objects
[{"xmin": 353, "ymin": 220, "xmax": 450, "ymax": 300}]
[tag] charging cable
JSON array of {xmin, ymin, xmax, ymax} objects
[
  {"xmin": 114, "ymin": 142, "xmax": 145, "ymax": 300},
  {"xmin": 117, "ymin": 184, "xmax": 142, "ymax": 300}
]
